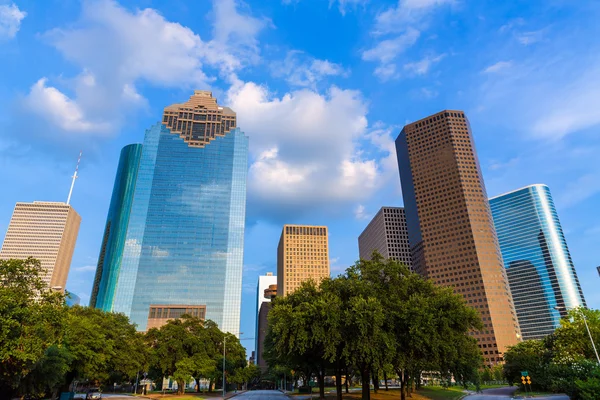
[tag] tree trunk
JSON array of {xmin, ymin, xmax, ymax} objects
[
  {"xmin": 196, "ymin": 377, "xmax": 201, "ymax": 392},
  {"xmin": 318, "ymin": 370, "xmax": 325, "ymax": 399},
  {"xmin": 405, "ymin": 370, "xmax": 411, "ymax": 398},
  {"xmin": 335, "ymin": 367, "xmax": 343, "ymax": 400},
  {"xmin": 345, "ymin": 367, "xmax": 350, "ymax": 394},
  {"xmin": 372, "ymin": 368, "xmax": 379, "ymax": 393},
  {"xmin": 361, "ymin": 365, "xmax": 371, "ymax": 400},
  {"xmin": 397, "ymin": 369, "xmax": 406, "ymax": 400},
  {"xmin": 177, "ymin": 378, "xmax": 185, "ymax": 395},
  {"xmin": 384, "ymin": 370, "xmax": 388, "ymax": 391},
  {"xmin": 209, "ymin": 378, "xmax": 213, "ymax": 392}
]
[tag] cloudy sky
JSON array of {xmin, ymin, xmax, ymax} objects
[{"xmin": 1, "ymin": 0, "xmax": 599, "ymax": 354}]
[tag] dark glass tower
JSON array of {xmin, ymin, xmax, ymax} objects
[
  {"xmin": 490, "ymin": 184, "xmax": 586, "ymax": 340},
  {"xmin": 91, "ymin": 91, "xmax": 248, "ymax": 333}
]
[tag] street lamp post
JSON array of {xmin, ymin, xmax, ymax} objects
[{"xmin": 555, "ymin": 306, "xmax": 600, "ymax": 365}]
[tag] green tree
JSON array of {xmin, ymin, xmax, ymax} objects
[
  {"xmin": 146, "ymin": 315, "xmax": 211, "ymax": 394},
  {"xmin": 60, "ymin": 306, "xmax": 147, "ymax": 390},
  {"xmin": 0, "ymin": 258, "xmax": 67, "ymax": 399}
]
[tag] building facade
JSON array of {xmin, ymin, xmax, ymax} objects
[
  {"xmin": 91, "ymin": 91, "xmax": 248, "ymax": 333},
  {"xmin": 256, "ymin": 284, "xmax": 277, "ymax": 370},
  {"xmin": 358, "ymin": 206, "xmax": 412, "ymax": 268},
  {"xmin": 0, "ymin": 201, "xmax": 81, "ymax": 292},
  {"xmin": 277, "ymin": 225, "xmax": 330, "ymax": 297},
  {"xmin": 489, "ymin": 184, "xmax": 586, "ymax": 340},
  {"xmin": 395, "ymin": 110, "xmax": 521, "ymax": 364},
  {"xmin": 65, "ymin": 291, "xmax": 81, "ymax": 307},
  {"xmin": 255, "ymin": 272, "xmax": 277, "ymax": 366}
]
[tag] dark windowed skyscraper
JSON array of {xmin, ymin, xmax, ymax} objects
[
  {"xmin": 490, "ymin": 184, "xmax": 586, "ymax": 340},
  {"xmin": 395, "ymin": 110, "xmax": 521, "ymax": 365},
  {"xmin": 91, "ymin": 91, "xmax": 248, "ymax": 333}
]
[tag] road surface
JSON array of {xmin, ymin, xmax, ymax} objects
[
  {"xmin": 465, "ymin": 386, "xmax": 569, "ymax": 400},
  {"xmin": 233, "ymin": 390, "xmax": 288, "ymax": 399}
]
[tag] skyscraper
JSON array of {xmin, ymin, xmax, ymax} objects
[
  {"xmin": 395, "ymin": 110, "xmax": 520, "ymax": 364},
  {"xmin": 277, "ymin": 225, "xmax": 330, "ymax": 297},
  {"xmin": 255, "ymin": 272, "xmax": 277, "ymax": 366},
  {"xmin": 358, "ymin": 206, "xmax": 412, "ymax": 268},
  {"xmin": 256, "ymin": 284, "xmax": 277, "ymax": 370},
  {"xmin": 489, "ymin": 184, "xmax": 587, "ymax": 340},
  {"xmin": 91, "ymin": 91, "xmax": 248, "ymax": 333},
  {"xmin": 0, "ymin": 201, "xmax": 81, "ymax": 292}
]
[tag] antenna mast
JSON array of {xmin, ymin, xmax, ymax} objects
[{"xmin": 67, "ymin": 151, "xmax": 82, "ymax": 205}]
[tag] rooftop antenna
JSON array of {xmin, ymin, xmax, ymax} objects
[{"xmin": 66, "ymin": 151, "xmax": 82, "ymax": 205}]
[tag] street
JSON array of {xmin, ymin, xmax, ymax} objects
[
  {"xmin": 233, "ymin": 390, "xmax": 288, "ymax": 399},
  {"xmin": 464, "ymin": 386, "xmax": 570, "ymax": 400}
]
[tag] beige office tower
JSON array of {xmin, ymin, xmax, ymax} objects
[
  {"xmin": 395, "ymin": 110, "xmax": 521, "ymax": 365},
  {"xmin": 277, "ymin": 225, "xmax": 330, "ymax": 296},
  {"xmin": 358, "ymin": 206, "xmax": 412, "ymax": 269},
  {"xmin": 0, "ymin": 202, "xmax": 81, "ymax": 291}
]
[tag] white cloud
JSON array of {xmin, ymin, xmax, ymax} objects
[
  {"xmin": 0, "ymin": 3, "xmax": 26, "ymax": 39},
  {"xmin": 517, "ymin": 30, "xmax": 545, "ymax": 45},
  {"xmin": 272, "ymin": 51, "xmax": 349, "ymax": 88},
  {"xmin": 24, "ymin": 78, "xmax": 110, "ymax": 133},
  {"xmin": 227, "ymin": 81, "xmax": 393, "ymax": 219},
  {"xmin": 24, "ymin": 0, "xmax": 266, "ymax": 136},
  {"xmin": 364, "ymin": 0, "xmax": 453, "ymax": 79},
  {"xmin": 73, "ymin": 265, "xmax": 97, "ymax": 273},
  {"xmin": 558, "ymin": 174, "xmax": 600, "ymax": 208},
  {"xmin": 483, "ymin": 61, "xmax": 513, "ymax": 74},
  {"xmin": 374, "ymin": 0, "xmax": 454, "ymax": 34},
  {"xmin": 330, "ymin": 0, "xmax": 368, "ymax": 15},
  {"xmin": 403, "ymin": 53, "xmax": 445, "ymax": 75},
  {"xmin": 362, "ymin": 28, "xmax": 420, "ymax": 64},
  {"xmin": 354, "ymin": 204, "xmax": 370, "ymax": 220}
]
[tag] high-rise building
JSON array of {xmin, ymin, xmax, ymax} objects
[
  {"xmin": 597, "ymin": 266, "xmax": 600, "ymax": 278},
  {"xmin": 489, "ymin": 184, "xmax": 587, "ymax": 340},
  {"xmin": 256, "ymin": 284, "xmax": 277, "ymax": 371},
  {"xmin": 255, "ymin": 272, "xmax": 276, "ymax": 366},
  {"xmin": 358, "ymin": 206, "xmax": 412, "ymax": 268},
  {"xmin": 0, "ymin": 201, "xmax": 81, "ymax": 292},
  {"xmin": 277, "ymin": 225, "xmax": 330, "ymax": 297},
  {"xmin": 395, "ymin": 110, "xmax": 520, "ymax": 364},
  {"xmin": 90, "ymin": 91, "xmax": 248, "ymax": 333},
  {"xmin": 65, "ymin": 291, "xmax": 81, "ymax": 307}
]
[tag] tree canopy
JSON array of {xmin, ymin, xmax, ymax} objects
[{"xmin": 265, "ymin": 252, "xmax": 483, "ymax": 400}]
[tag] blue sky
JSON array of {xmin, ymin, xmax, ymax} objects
[{"xmin": 1, "ymin": 0, "xmax": 599, "ymax": 355}]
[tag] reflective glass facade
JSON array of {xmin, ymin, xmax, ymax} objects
[
  {"xmin": 92, "ymin": 119, "xmax": 248, "ymax": 333},
  {"xmin": 91, "ymin": 144, "xmax": 143, "ymax": 309},
  {"xmin": 490, "ymin": 184, "xmax": 586, "ymax": 340}
]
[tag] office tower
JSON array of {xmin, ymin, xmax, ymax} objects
[
  {"xmin": 597, "ymin": 266, "xmax": 600, "ymax": 278},
  {"xmin": 91, "ymin": 91, "xmax": 248, "ymax": 333},
  {"xmin": 490, "ymin": 184, "xmax": 587, "ymax": 340},
  {"xmin": 255, "ymin": 272, "xmax": 277, "ymax": 365},
  {"xmin": 395, "ymin": 110, "xmax": 520, "ymax": 364},
  {"xmin": 358, "ymin": 206, "xmax": 412, "ymax": 268},
  {"xmin": 0, "ymin": 201, "xmax": 81, "ymax": 292},
  {"xmin": 277, "ymin": 225, "xmax": 330, "ymax": 297},
  {"xmin": 257, "ymin": 284, "xmax": 277, "ymax": 370},
  {"xmin": 65, "ymin": 291, "xmax": 81, "ymax": 307}
]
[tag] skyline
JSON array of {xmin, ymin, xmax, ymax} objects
[{"xmin": 1, "ymin": 0, "xmax": 599, "ymax": 358}]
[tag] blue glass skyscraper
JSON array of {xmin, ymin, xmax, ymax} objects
[
  {"xmin": 490, "ymin": 184, "xmax": 586, "ymax": 340},
  {"xmin": 91, "ymin": 91, "xmax": 248, "ymax": 333}
]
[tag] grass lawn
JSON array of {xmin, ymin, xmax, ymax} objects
[{"xmin": 415, "ymin": 387, "xmax": 466, "ymax": 400}]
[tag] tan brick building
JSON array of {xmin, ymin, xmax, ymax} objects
[
  {"xmin": 395, "ymin": 110, "xmax": 521, "ymax": 365},
  {"xmin": 0, "ymin": 201, "xmax": 81, "ymax": 292},
  {"xmin": 277, "ymin": 225, "xmax": 330, "ymax": 296}
]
